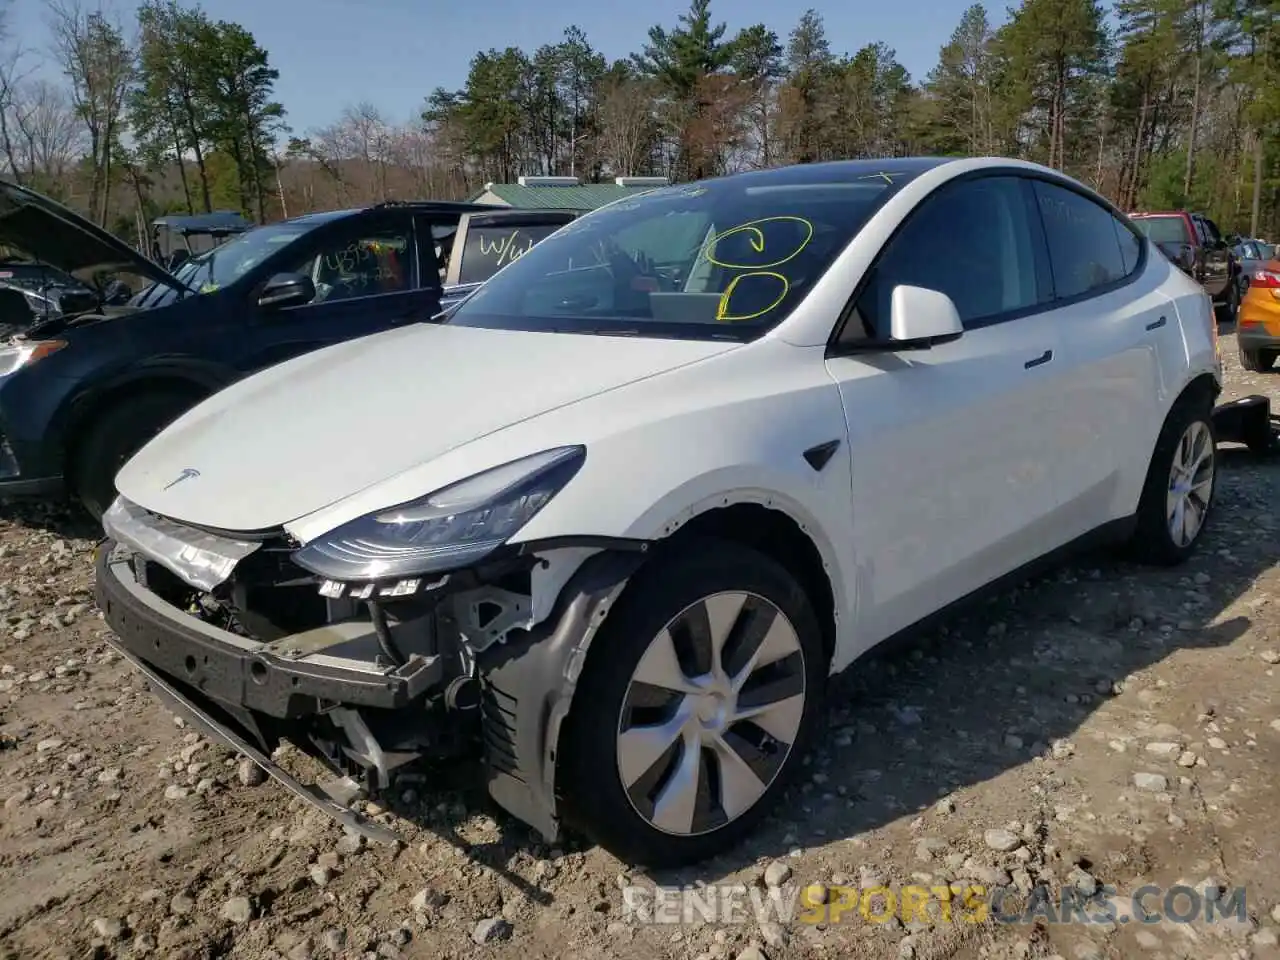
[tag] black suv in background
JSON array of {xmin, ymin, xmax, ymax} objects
[{"xmin": 0, "ymin": 180, "xmax": 577, "ymax": 518}]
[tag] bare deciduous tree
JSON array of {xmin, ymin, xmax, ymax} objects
[
  {"xmin": 46, "ymin": 0, "xmax": 133, "ymax": 224},
  {"xmin": 597, "ymin": 76, "xmax": 657, "ymax": 176},
  {"xmin": 7, "ymin": 80, "xmax": 82, "ymax": 195}
]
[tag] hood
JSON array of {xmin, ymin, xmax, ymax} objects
[
  {"xmin": 0, "ymin": 179, "xmax": 184, "ymax": 290},
  {"xmin": 116, "ymin": 323, "xmax": 739, "ymax": 532}
]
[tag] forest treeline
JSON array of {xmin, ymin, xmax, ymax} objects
[{"xmin": 2, "ymin": 0, "xmax": 1278, "ymax": 242}]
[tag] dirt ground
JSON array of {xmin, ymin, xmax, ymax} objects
[{"xmin": 2, "ymin": 328, "xmax": 1279, "ymax": 960}]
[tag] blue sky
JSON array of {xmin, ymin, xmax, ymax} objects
[{"xmin": 7, "ymin": 0, "xmax": 1002, "ymax": 135}]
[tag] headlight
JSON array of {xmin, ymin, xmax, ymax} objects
[
  {"xmin": 0, "ymin": 340, "xmax": 67, "ymax": 377},
  {"xmin": 292, "ymin": 445, "xmax": 585, "ymax": 583}
]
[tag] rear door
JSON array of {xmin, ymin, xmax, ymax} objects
[
  {"xmin": 1031, "ymin": 179, "xmax": 1171, "ymax": 534},
  {"xmin": 239, "ymin": 209, "xmax": 433, "ymax": 372}
]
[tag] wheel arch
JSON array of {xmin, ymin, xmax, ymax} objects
[
  {"xmin": 1176, "ymin": 371, "xmax": 1220, "ymax": 411},
  {"xmin": 476, "ymin": 493, "xmax": 842, "ymax": 845}
]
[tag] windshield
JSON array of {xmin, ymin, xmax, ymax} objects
[
  {"xmin": 448, "ymin": 169, "xmax": 912, "ymax": 339},
  {"xmin": 179, "ymin": 222, "xmax": 309, "ymax": 292},
  {"xmin": 132, "ymin": 221, "xmax": 313, "ymax": 309},
  {"xmin": 1132, "ymin": 216, "xmax": 1189, "ymax": 246}
]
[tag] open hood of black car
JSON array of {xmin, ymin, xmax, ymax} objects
[{"xmin": 0, "ymin": 179, "xmax": 185, "ymax": 290}]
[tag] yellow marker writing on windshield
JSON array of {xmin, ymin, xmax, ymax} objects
[
  {"xmin": 705, "ymin": 216, "xmax": 814, "ymax": 269},
  {"xmin": 716, "ymin": 271, "xmax": 789, "ymax": 322}
]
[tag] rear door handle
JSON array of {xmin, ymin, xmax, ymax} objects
[
  {"xmin": 1024, "ymin": 349, "xmax": 1053, "ymax": 369},
  {"xmin": 1145, "ymin": 315, "xmax": 1167, "ymax": 331}
]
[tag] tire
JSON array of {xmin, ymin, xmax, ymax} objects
[
  {"xmin": 72, "ymin": 390, "xmax": 199, "ymax": 521},
  {"xmin": 1126, "ymin": 393, "xmax": 1216, "ymax": 566},
  {"xmin": 1239, "ymin": 344, "xmax": 1277, "ymax": 372},
  {"xmin": 559, "ymin": 538, "xmax": 827, "ymax": 867}
]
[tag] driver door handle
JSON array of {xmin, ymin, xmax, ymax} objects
[{"xmin": 1024, "ymin": 349, "xmax": 1053, "ymax": 369}]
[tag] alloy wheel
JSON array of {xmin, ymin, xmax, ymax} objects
[
  {"xmin": 615, "ymin": 591, "xmax": 807, "ymax": 837},
  {"xmin": 1166, "ymin": 420, "xmax": 1214, "ymax": 548}
]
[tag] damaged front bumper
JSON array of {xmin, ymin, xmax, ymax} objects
[
  {"xmin": 94, "ymin": 521, "xmax": 649, "ymax": 846},
  {"xmin": 95, "ymin": 540, "xmax": 443, "ymax": 718}
]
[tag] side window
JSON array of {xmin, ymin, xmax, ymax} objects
[
  {"xmin": 1202, "ymin": 217, "xmax": 1223, "ymax": 244},
  {"xmin": 1033, "ymin": 181, "xmax": 1128, "ymax": 299},
  {"xmin": 286, "ymin": 223, "xmax": 413, "ymax": 306},
  {"xmin": 849, "ymin": 176, "xmax": 1047, "ymax": 338},
  {"xmin": 1191, "ymin": 217, "xmax": 1209, "ymax": 245},
  {"xmin": 455, "ymin": 220, "xmax": 568, "ymax": 285}
]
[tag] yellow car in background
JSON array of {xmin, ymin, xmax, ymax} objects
[{"xmin": 1237, "ymin": 260, "xmax": 1280, "ymax": 371}]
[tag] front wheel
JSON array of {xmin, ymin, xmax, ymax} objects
[
  {"xmin": 1126, "ymin": 395, "xmax": 1216, "ymax": 566},
  {"xmin": 559, "ymin": 539, "xmax": 826, "ymax": 867}
]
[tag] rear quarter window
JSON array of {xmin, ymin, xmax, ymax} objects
[{"xmin": 1033, "ymin": 181, "xmax": 1129, "ymax": 299}]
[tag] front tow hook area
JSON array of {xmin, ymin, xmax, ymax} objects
[{"xmin": 105, "ymin": 632, "xmax": 401, "ymax": 845}]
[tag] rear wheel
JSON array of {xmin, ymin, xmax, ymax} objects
[
  {"xmin": 1239, "ymin": 344, "xmax": 1277, "ymax": 372},
  {"xmin": 72, "ymin": 391, "xmax": 199, "ymax": 521},
  {"xmin": 1126, "ymin": 394, "xmax": 1216, "ymax": 566},
  {"xmin": 559, "ymin": 539, "xmax": 826, "ymax": 867}
]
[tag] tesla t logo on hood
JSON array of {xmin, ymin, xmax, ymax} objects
[{"xmin": 163, "ymin": 467, "xmax": 201, "ymax": 490}]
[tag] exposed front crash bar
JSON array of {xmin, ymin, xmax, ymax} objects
[
  {"xmin": 95, "ymin": 540, "xmax": 443, "ymax": 718},
  {"xmin": 105, "ymin": 632, "xmax": 400, "ymax": 845}
]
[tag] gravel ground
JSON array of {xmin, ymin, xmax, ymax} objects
[{"xmin": 2, "ymin": 328, "xmax": 1279, "ymax": 960}]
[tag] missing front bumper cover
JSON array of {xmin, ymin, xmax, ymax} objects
[
  {"xmin": 94, "ymin": 541, "xmax": 443, "ymax": 718},
  {"xmin": 94, "ymin": 535, "xmax": 650, "ymax": 849}
]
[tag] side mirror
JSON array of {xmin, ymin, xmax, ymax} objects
[
  {"xmin": 886, "ymin": 285, "xmax": 964, "ymax": 348},
  {"xmin": 56, "ymin": 288, "xmax": 98, "ymax": 315},
  {"xmin": 1157, "ymin": 241, "xmax": 1195, "ymax": 274},
  {"xmin": 257, "ymin": 272, "xmax": 316, "ymax": 310}
]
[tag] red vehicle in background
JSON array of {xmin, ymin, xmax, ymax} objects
[{"xmin": 1130, "ymin": 210, "xmax": 1240, "ymax": 321}]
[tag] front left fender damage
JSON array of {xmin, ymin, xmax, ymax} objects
[{"xmin": 475, "ymin": 549, "xmax": 647, "ymax": 842}]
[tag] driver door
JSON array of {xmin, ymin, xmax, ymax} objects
[
  {"xmin": 242, "ymin": 210, "xmax": 435, "ymax": 372},
  {"xmin": 824, "ymin": 174, "xmax": 1069, "ymax": 647}
]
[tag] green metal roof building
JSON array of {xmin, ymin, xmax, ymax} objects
[{"xmin": 468, "ymin": 175, "xmax": 670, "ymax": 211}]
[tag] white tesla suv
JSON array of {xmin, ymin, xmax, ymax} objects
[{"xmin": 94, "ymin": 156, "xmax": 1221, "ymax": 867}]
